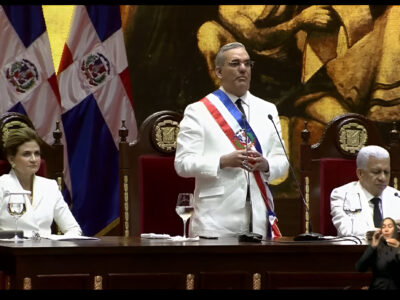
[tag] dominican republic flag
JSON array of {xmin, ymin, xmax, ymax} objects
[
  {"xmin": 58, "ymin": 5, "xmax": 138, "ymax": 236},
  {"xmin": 0, "ymin": 5, "xmax": 61, "ymax": 144}
]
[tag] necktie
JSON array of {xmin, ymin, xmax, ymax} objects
[
  {"xmin": 371, "ymin": 197, "xmax": 383, "ymax": 227},
  {"xmin": 236, "ymin": 99, "xmax": 252, "ymax": 231},
  {"xmin": 235, "ymin": 98, "xmax": 246, "ymax": 117}
]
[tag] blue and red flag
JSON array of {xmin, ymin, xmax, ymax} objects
[
  {"xmin": 58, "ymin": 5, "xmax": 138, "ymax": 235},
  {"xmin": 0, "ymin": 5, "xmax": 62, "ymax": 144}
]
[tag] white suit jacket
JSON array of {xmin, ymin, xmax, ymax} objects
[
  {"xmin": 0, "ymin": 169, "xmax": 82, "ymax": 238},
  {"xmin": 331, "ymin": 181, "xmax": 400, "ymax": 237},
  {"xmin": 174, "ymin": 89, "xmax": 288, "ymax": 239}
]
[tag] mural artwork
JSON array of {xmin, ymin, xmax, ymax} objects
[{"xmin": 122, "ymin": 5, "xmax": 400, "ymax": 202}]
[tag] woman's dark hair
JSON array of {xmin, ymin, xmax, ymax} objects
[{"xmin": 4, "ymin": 127, "xmax": 42, "ymax": 158}]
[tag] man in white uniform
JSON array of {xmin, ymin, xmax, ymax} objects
[
  {"xmin": 174, "ymin": 42, "xmax": 288, "ymax": 239},
  {"xmin": 331, "ymin": 145, "xmax": 400, "ymax": 237}
]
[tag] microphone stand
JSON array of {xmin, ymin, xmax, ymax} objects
[
  {"xmin": 238, "ymin": 112, "xmax": 262, "ymax": 243},
  {"xmin": 267, "ymin": 115, "xmax": 323, "ymax": 241}
]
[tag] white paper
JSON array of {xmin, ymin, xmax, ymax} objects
[
  {"xmin": 169, "ymin": 236, "xmax": 200, "ymax": 242},
  {"xmin": 140, "ymin": 233, "xmax": 200, "ymax": 242},
  {"xmin": 44, "ymin": 234, "xmax": 99, "ymax": 241},
  {"xmin": 141, "ymin": 233, "xmax": 171, "ymax": 239}
]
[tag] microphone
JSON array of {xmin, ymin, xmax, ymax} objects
[
  {"xmin": 267, "ymin": 114, "xmax": 323, "ymax": 241},
  {"xmin": 241, "ymin": 113, "xmax": 251, "ymax": 172},
  {"xmin": 393, "ymin": 196, "xmax": 400, "ymax": 231},
  {"xmin": 238, "ymin": 109, "xmax": 262, "ymax": 243}
]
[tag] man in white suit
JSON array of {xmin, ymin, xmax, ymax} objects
[
  {"xmin": 331, "ymin": 145, "xmax": 400, "ymax": 237},
  {"xmin": 174, "ymin": 42, "xmax": 288, "ymax": 240}
]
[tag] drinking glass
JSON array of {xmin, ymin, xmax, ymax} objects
[
  {"xmin": 343, "ymin": 193, "xmax": 362, "ymax": 235},
  {"xmin": 6, "ymin": 191, "xmax": 29, "ymax": 242},
  {"xmin": 175, "ymin": 193, "xmax": 194, "ymax": 239}
]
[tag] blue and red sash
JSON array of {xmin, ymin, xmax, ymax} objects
[{"xmin": 201, "ymin": 89, "xmax": 281, "ymax": 238}]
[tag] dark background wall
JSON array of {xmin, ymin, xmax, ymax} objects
[{"xmin": 122, "ymin": 5, "xmax": 400, "ymax": 236}]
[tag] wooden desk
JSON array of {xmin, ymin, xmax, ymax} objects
[{"xmin": 0, "ymin": 236, "xmax": 371, "ymax": 290}]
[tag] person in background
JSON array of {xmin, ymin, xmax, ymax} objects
[
  {"xmin": 0, "ymin": 127, "xmax": 82, "ymax": 238},
  {"xmin": 331, "ymin": 145, "xmax": 400, "ymax": 237},
  {"xmin": 174, "ymin": 42, "xmax": 289, "ymax": 240},
  {"xmin": 356, "ymin": 217, "xmax": 400, "ymax": 290}
]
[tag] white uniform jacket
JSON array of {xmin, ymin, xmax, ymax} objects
[
  {"xmin": 0, "ymin": 169, "xmax": 82, "ymax": 238},
  {"xmin": 174, "ymin": 89, "xmax": 288, "ymax": 239},
  {"xmin": 331, "ymin": 181, "xmax": 400, "ymax": 237}
]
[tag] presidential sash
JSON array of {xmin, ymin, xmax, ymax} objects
[{"xmin": 201, "ymin": 89, "xmax": 281, "ymax": 238}]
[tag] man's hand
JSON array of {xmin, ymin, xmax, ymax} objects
[
  {"xmin": 219, "ymin": 147, "xmax": 269, "ymax": 172},
  {"xmin": 220, "ymin": 149, "xmax": 250, "ymax": 169},
  {"xmin": 246, "ymin": 149, "xmax": 269, "ymax": 173}
]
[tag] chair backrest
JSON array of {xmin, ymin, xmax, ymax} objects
[
  {"xmin": 119, "ymin": 110, "xmax": 195, "ymax": 237},
  {"xmin": 300, "ymin": 113, "xmax": 400, "ymax": 236},
  {"xmin": 0, "ymin": 112, "xmax": 64, "ymax": 185}
]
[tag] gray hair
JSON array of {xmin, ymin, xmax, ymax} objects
[
  {"xmin": 215, "ymin": 42, "xmax": 246, "ymax": 68},
  {"xmin": 356, "ymin": 145, "xmax": 390, "ymax": 169}
]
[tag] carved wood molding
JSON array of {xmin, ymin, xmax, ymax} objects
[
  {"xmin": 186, "ymin": 273, "xmax": 194, "ymax": 290},
  {"xmin": 253, "ymin": 273, "xmax": 261, "ymax": 290}
]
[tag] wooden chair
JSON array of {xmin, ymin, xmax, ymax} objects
[
  {"xmin": 0, "ymin": 112, "xmax": 64, "ymax": 188},
  {"xmin": 119, "ymin": 110, "xmax": 195, "ymax": 237},
  {"xmin": 300, "ymin": 113, "xmax": 400, "ymax": 236}
]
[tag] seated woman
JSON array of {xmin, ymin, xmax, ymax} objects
[
  {"xmin": 356, "ymin": 217, "xmax": 400, "ymax": 290},
  {"xmin": 0, "ymin": 127, "xmax": 82, "ymax": 238}
]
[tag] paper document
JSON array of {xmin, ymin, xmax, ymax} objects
[
  {"xmin": 45, "ymin": 235, "xmax": 99, "ymax": 241},
  {"xmin": 141, "ymin": 233, "xmax": 171, "ymax": 239}
]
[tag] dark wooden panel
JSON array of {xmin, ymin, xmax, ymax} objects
[
  {"xmin": 33, "ymin": 274, "xmax": 92, "ymax": 290},
  {"xmin": 265, "ymin": 271, "xmax": 372, "ymax": 290},
  {"xmin": 197, "ymin": 271, "xmax": 252, "ymax": 290},
  {"xmin": 107, "ymin": 273, "xmax": 186, "ymax": 289},
  {"xmin": 0, "ymin": 271, "xmax": 5, "ymax": 289},
  {"xmin": 0, "ymin": 236, "xmax": 372, "ymax": 290}
]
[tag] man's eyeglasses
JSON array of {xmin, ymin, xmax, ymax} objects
[{"xmin": 226, "ymin": 60, "xmax": 255, "ymax": 69}]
